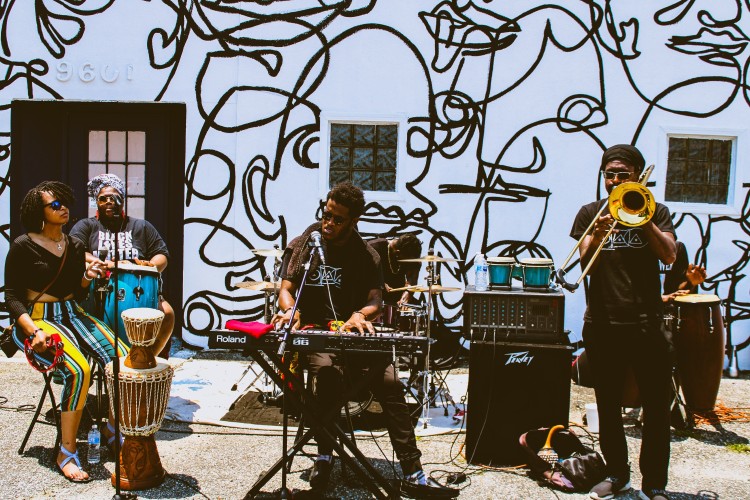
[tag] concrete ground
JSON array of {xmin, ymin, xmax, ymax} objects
[{"xmin": 1, "ymin": 345, "xmax": 749, "ymax": 499}]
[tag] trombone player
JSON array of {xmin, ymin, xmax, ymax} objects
[{"xmin": 569, "ymin": 145, "xmax": 676, "ymax": 500}]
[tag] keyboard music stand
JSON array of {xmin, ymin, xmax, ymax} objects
[{"xmin": 242, "ymin": 347, "xmax": 400, "ymax": 499}]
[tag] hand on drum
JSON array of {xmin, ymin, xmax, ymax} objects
[
  {"xmin": 664, "ymin": 289, "xmax": 691, "ymax": 302},
  {"xmin": 85, "ymin": 259, "xmax": 108, "ymax": 280},
  {"xmin": 686, "ymin": 263, "xmax": 707, "ymax": 287},
  {"xmin": 134, "ymin": 258, "xmax": 157, "ymax": 268},
  {"xmin": 271, "ymin": 309, "xmax": 301, "ymax": 331}
]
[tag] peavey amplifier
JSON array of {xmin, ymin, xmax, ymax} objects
[
  {"xmin": 465, "ymin": 340, "xmax": 574, "ymax": 466},
  {"xmin": 463, "ymin": 286, "xmax": 565, "ymax": 344}
]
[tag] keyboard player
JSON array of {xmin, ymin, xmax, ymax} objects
[{"xmin": 272, "ymin": 182, "xmax": 457, "ymax": 498}]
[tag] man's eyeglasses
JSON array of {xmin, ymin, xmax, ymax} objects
[
  {"xmin": 321, "ymin": 211, "xmax": 348, "ymax": 226},
  {"xmin": 44, "ymin": 200, "xmax": 64, "ymax": 211},
  {"xmin": 602, "ymin": 171, "xmax": 633, "ymax": 181},
  {"xmin": 97, "ymin": 195, "xmax": 121, "ymax": 203}
]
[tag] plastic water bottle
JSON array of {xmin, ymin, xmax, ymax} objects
[
  {"xmin": 87, "ymin": 425, "xmax": 100, "ymax": 464},
  {"xmin": 474, "ymin": 252, "xmax": 489, "ymax": 291}
]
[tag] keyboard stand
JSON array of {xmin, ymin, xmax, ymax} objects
[{"xmin": 243, "ymin": 348, "xmax": 400, "ymax": 499}]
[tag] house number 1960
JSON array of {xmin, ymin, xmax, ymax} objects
[{"xmin": 56, "ymin": 62, "xmax": 134, "ymax": 83}]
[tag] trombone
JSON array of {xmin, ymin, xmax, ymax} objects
[{"xmin": 556, "ymin": 164, "xmax": 655, "ymax": 292}]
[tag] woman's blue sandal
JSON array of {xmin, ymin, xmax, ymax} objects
[{"xmin": 58, "ymin": 445, "xmax": 92, "ymax": 483}]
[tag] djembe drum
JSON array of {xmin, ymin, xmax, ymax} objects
[{"xmin": 106, "ymin": 307, "xmax": 173, "ymax": 490}]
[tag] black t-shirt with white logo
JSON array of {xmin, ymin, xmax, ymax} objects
[
  {"xmin": 284, "ymin": 233, "xmax": 382, "ymax": 327},
  {"xmin": 70, "ymin": 216, "xmax": 169, "ymax": 262},
  {"xmin": 570, "ymin": 200, "xmax": 675, "ymax": 324}
]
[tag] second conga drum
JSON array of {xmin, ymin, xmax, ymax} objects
[{"xmin": 673, "ymin": 294, "xmax": 725, "ymax": 412}]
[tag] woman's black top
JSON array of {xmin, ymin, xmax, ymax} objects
[{"xmin": 4, "ymin": 234, "xmax": 87, "ymax": 321}]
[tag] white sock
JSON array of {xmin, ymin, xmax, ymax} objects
[
  {"xmin": 407, "ymin": 470, "xmax": 427, "ymax": 485},
  {"xmin": 316, "ymin": 454, "xmax": 332, "ymax": 463}
]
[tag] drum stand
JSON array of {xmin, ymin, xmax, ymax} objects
[
  {"xmin": 414, "ymin": 254, "xmax": 459, "ymax": 428},
  {"xmin": 230, "ymin": 252, "xmax": 283, "ymax": 395}
]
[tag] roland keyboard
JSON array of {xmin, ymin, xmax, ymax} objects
[{"xmin": 208, "ymin": 329, "xmax": 432, "ymax": 355}]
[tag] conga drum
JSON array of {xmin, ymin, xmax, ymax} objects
[
  {"xmin": 106, "ymin": 307, "xmax": 173, "ymax": 490},
  {"xmin": 673, "ymin": 294, "xmax": 725, "ymax": 412}
]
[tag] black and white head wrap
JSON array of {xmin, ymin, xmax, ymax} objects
[{"xmin": 87, "ymin": 173, "xmax": 125, "ymax": 202}]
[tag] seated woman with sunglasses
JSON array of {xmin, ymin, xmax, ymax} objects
[
  {"xmin": 70, "ymin": 173, "xmax": 174, "ymax": 358},
  {"xmin": 5, "ymin": 181, "xmax": 129, "ymax": 482}
]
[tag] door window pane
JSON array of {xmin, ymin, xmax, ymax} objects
[{"xmin": 88, "ymin": 130, "xmax": 147, "ymax": 218}]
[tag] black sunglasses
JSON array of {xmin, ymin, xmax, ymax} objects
[
  {"xmin": 602, "ymin": 171, "xmax": 633, "ymax": 181},
  {"xmin": 321, "ymin": 210, "xmax": 348, "ymax": 226},
  {"xmin": 44, "ymin": 200, "xmax": 64, "ymax": 211},
  {"xmin": 97, "ymin": 194, "xmax": 121, "ymax": 203}
]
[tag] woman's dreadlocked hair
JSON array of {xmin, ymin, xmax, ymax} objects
[{"xmin": 20, "ymin": 181, "xmax": 75, "ymax": 233}]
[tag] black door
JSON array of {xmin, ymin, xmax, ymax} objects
[{"xmin": 10, "ymin": 100, "xmax": 185, "ymax": 333}]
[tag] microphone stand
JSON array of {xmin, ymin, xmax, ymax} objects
[
  {"xmin": 274, "ymin": 248, "xmax": 316, "ymax": 498},
  {"xmin": 110, "ymin": 225, "xmax": 135, "ymax": 500}
]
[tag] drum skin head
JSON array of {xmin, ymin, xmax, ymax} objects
[
  {"xmin": 674, "ymin": 294, "xmax": 720, "ymax": 304},
  {"xmin": 487, "ymin": 257, "xmax": 515, "ymax": 264},
  {"xmin": 520, "ymin": 257, "xmax": 554, "ymax": 266}
]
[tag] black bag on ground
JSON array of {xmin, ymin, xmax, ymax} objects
[
  {"xmin": 1, "ymin": 324, "xmax": 19, "ymax": 358},
  {"xmin": 519, "ymin": 427, "xmax": 606, "ymax": 492}
]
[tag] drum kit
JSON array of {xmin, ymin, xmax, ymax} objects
[{"xmin": 386, "ymin": 252, "xmax": 465, "ymax": 427}]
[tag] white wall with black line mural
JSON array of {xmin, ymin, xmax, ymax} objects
[{"xmin": 0, "ymin": 1, "xmax": 749, "ymax": 369}]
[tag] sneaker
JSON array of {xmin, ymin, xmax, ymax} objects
[
  {"xmin": 639, "ymin": 489, "xmax": 670, "ymax": 500},
  {"xmin": 590, "ymin": 476, "xmax": 632, "ymax": 499}
]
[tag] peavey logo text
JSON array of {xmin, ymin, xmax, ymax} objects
[
  {"xmin": 504, "ymin": 351, "xmax": 534, "ymax": 366},
  {"xmin": 217, "ymin": 335, "xmax": 246, "ymax": 344}
]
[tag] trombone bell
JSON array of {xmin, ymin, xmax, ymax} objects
[{"xmin": 608, "ymin": 182, "xmax": 655, "ymax": 227}]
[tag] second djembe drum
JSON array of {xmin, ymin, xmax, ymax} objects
[{"xmin": 106, "ymin": 307, "xmax": 174, "ymax": 490}]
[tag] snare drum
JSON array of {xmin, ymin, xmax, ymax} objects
[
  {"xmin": 487, "ymin": 257, "xmax": 516, "ymax": 288},
  {"xmin": 380, "ymin": 303, "xmax": 425, "ymax": 334},
  {"xmin": 101, "ymin": 262, "xmax": 160, "ymax": 343},
  {"xmin": 519, "ymin": 258, "xmax": 554, "ymax": 289},
  {"xmin": 673, "ymin": 294, "xmax": 725, "ymax": 411}
]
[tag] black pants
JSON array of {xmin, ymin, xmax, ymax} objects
[
  {"xmin": 582, "ymin": 319, "xmax": 671, "ymax": 491},
  {"xmin": 307, "ymin": 352, "xmax": 422, "ymax": 475}
]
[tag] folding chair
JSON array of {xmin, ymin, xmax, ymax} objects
[{"xmin": 18, "ymin": 370, "xmax": 62, "ymax": 455}]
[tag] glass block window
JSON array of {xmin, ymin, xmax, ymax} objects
[
  {"xmin": 665, "ymin": 137, "xmax": 732, "ymax": 204},
  {"xmin": 88, "ymin": 131, "xmax": 146, "ymax": 218},
  {"xmin": 329, "ymin": 123, "xmax": 397, "ymax": 192}
]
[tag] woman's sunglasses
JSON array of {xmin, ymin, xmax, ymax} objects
[{"xmin": 44, "ymin": 200, "xmax": 65, "ymax": 211}]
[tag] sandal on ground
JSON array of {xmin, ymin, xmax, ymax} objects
[
  {"xmin": 103, "ymin": 422, "xmax": 124, "ymax": 447},
  {"xmin": 57, "ymin": 445, "xmax": 92, "ymax": 483}
]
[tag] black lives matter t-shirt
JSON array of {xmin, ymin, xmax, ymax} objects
[
  {"xmin": 570, "ymin": 200, "xmax": 675, "ymax": 324},
  {"xmin": 284, "ymin": 234, "xmax": 383, "ymax": 327},
  {"xmin": 70, "ymin": 217, "xmax": 169, "ymax": 262}
]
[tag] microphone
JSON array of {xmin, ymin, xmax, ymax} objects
[{"xmin": 310, "ymin": 231, "xmax": 326, "ymax": 265}]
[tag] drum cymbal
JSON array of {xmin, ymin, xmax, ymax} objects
[
  {"xmin": 252, "ymin": 248, "xmax": 284, "ymax": 258},
  {"xmin": 232, "ymin": 281, "xmax": 279, "ymax": 292},
  {"xmin": 399, "ymin": 255, "xmax": 461, "ymax": 263},
  {"xmin": 388, "ymin": 285, "xmax": 413, "ymax": 292},
  {"xmin": 406, "ymin": 285, "xmax": 462, "ymax": 294}
]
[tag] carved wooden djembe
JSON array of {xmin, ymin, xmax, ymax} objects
[{"xmin": 106, "ymin": 307, "xmax": 173, "ymax": 490}]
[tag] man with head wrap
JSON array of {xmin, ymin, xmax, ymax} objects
[
  {"xmin": 70, "ymin": 173, "xmax": 174, "ymax": 359},
  {"xmin": 569, "ymin": 145, "xmax": 677, "ymax": 500}
]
